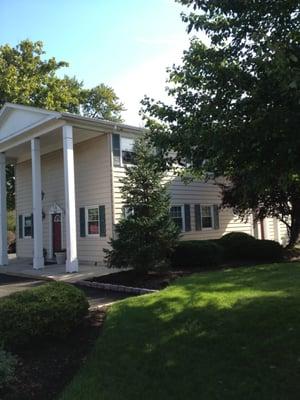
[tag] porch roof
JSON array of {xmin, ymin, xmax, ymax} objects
[{"xmin": 0, "ymin": 103, "xmax": 145, "ymax": 163}]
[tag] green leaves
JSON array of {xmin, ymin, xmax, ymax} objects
[{"xmin": 143, "ymin": 0, "xmax": 300, "ymax": 247}]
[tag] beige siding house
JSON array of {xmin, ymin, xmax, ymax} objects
[{"xmin": 0, "ymin": 103, "xmax": 288, "ymax": 272}]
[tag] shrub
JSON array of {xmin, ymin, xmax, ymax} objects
[
  {"xmin": 0, "ymin": 282, "xmax": 89, "ymax": 349},
  {"xmin": 246, "ymin": 239, "xmax": 284, "ymax": 262},
  {"xmin": 219, "ymin": 232, "xmax": 256, "ymax": 243},
  {"xmin": 219, "ymin": 232, "xmax": 283, "ymax": 262},
  {"xmin": 171, "ymin": 240, "xmax": 224, "ymax": 269},
  {"xmin": 0, "ymin": 349, "xmax": 17, "ymax": 389}
]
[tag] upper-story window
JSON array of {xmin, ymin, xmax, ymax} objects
[{"xmin": 121, "ymin": 137, "xmax": 135, "ymax": 165}]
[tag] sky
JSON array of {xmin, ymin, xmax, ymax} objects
[{"xmin": 0, "ymin": 0, "xmax": 199, "ymax": 125}]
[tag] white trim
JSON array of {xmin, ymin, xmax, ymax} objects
[
  {"xmin": 85, "ymin": 206, "xmax": 100, "ymax": 237},
  {"xmin": 200, "ymin": 205, "xmax": 214, "ymax": 230},
  {"xmin": 63, "ymin": 125, "xmax": 78, "ymax": 273},
  {"xmin": 120, "ymin": 136, "xmax": 135, "ymax": 167},
  {"xmin": 48, "ymin": 203, "xmax": 64, "ymax": 259},
  {"xmin": 31, "ymin": 138, "xmax": 44, "ymax": 269},
  {"xmin": 0, "ymin": 153, "xmax": 8, "ymax": 265}
]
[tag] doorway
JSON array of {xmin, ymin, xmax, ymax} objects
[{"xmin": 52, "ymin": 213, "xmax": 62, "ymax": 253}]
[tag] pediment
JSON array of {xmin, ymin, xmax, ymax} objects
[{"xmin": 0, "ymin": 104, "xmax": 59, "ymax": 141}]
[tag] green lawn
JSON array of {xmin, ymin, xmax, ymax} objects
[{"xmin": 60, "ymin": 263, "xmax": 300, "ymax": 400}]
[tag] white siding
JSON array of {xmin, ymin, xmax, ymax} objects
[
  {"xmin": 111, "ymin": 137, "xmax": 254, "ymax": 241},
  {"xmin": 16, "ymin": 134, "xmax": 112, "ymax": 264}
]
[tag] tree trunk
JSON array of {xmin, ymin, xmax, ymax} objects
[{"xmin": 287, "ymin": 199, "xmax": 300, "ymax": 248}]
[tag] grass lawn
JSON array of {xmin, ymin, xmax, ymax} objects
[{"xmin": 60, "ymin": 263, "xmax": 300, "ymax": 400}]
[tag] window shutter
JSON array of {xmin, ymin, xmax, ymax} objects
[
  {"xmin": 19, "ymin": 215, "xmax": 23, "ymax": 239},
  {"xmin": 184, "ymin": 204, "xmax": 191, "ymax": 232},
  {"xmin": 99, "ymin": 206, "xmax": 106, "ymax": 237},
  {"xmin": 31, "ymin": 214, "xmax": 34, "ymax": 238},
  {"xmin": 80, "ymin": 208, "xmax": 86, "ymax": 237},
  {"xmin": 195, "ymin": 204, "xmax": 202, "ymax": 231},
  {"xmin": 213, "ymin": 205, "xmax": 220, "ymax": 229},
  {"xmin": 112, "ymin": 134, "xmax": 121, "ymax": 167}
]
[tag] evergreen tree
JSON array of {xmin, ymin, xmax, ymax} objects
[{"xmin": 104, "ymin": 138, "xmax": 179, "ymax": 273}]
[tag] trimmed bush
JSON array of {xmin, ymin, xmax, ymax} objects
[
  {"xmin": 245, "ymin": 239, "xmax": 284, "ymax": 262},
  {"xmin": 171, "ymin": 240, "xmax": 223, "ymax": 269},
  {"xmin": 219, "ymin": 232, "xmax": 256, "ymax": 244},
  {"xmin": 0, "ymin": 349, "xmax": 17, "ymax": 389},
  {"xmin": 0, "ymin": 282, "xmax": 89, "ymax": 349},
  {"xmin": 219, "ymin": 231, "xmax": 257, "ymax": 260},
  {"xmin": 219, "ymin": 232, "xmax": 283, "ymax": 262}
]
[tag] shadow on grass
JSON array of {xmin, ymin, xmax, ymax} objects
[{"xmin": 60, "ymin": 263, "xmax": 300, "ymax": 400}]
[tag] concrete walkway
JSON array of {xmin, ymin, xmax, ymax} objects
[
  {"xmin": 0, "ymin": 273, "xmax": 133, "ymax": 307},
  {"xmin": 1, "ymin": 254, "xmax": 120, "ymax": 283}
]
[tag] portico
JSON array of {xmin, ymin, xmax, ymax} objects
[{"xmin": 0, "ymin": 103, "xmax": 120, "ymax": 272}]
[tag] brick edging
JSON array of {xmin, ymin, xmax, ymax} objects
[{"xmin": 76, "ymin": 280, "xmax": 158, "ymax": 295}]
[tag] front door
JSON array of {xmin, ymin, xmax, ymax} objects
[{"xmin": 52, "ymin": 213, "xmax": 62, "ymax": 253}]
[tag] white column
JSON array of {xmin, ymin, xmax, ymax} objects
[
  {"xmin": 0, "ymin": 153, "xmax": 8, "ymax": 266},
  {"xmin": 63, "ymin": 125, "xmax": 78, "ymax": 273},
  {"xmin": 31, "ymin": 138, "xmax": 44, "ymax": 269}
]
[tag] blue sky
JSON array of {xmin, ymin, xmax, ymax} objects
[{"xmin": 0, "ymin": 0, "xmax": 196, "ymax": 125}]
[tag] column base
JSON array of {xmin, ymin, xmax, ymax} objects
[
  {"xmin": 33, "ymin": 257, "xmax": 45, "ymax": 270},
  {"xmin": 0, "ymin": 254, "xmax": 8, "ymax": 266},
  {"xmin": 66, "ymin": 258, "xmax": 79, "ymax": 273}
]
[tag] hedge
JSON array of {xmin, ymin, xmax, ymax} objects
[
  {"xmin": 171, "ymin": 240, "xmax": 224, "ymax": 269},
  {"xmin": 219, "ymin": 232, "xmax": 284, "ymax": 262},
  {"xmin": 171, "ymin": 233, "xmax": 284, "ymax": 269},
  {"xmin": 0, "ymin": 282, "xmax": 89, "ymax": 349}
]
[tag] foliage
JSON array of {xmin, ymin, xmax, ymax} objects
[
  {"xmin": 0, "ymin": 39, "xmax": 125, "ymax": 209},
  {"xmin": 7, "ymin": 211, "xmax": 15, "ymax": 232},
  {"xmin": 0, "ymin": 349, "xmax": 17, "ymax": 389},
  {"xmin": 142, "ymin": 0, "xmax": 300, "ymax": 247},
  {"xmin": 105, "ymin": 138, "xmax": 180, "ymax": 273},
  {"xmin": 60, "ymin": 263, "xmax": 300, "ymax": 400},
  {"xmin": 219, "ymin": 232, "xmax": 284, "ymax": 262},
  {"xmin": 171, "ymin": 240, "xmax": 223, "ymax": 268},
  {"xmin": 0, "ymin": 282, "xmax": 89, "ymax": 349},
  {"xmin": 82, "ymin": 84, "xmax": 125, "ymax": 121}
]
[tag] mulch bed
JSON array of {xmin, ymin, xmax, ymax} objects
[
  {"xmin": 90, "ymin": 269, "xmax": 190, "ymax": 290},
  {"xmin": 1, "ymin": 309, "xmax": 106, "ymax": 400}
]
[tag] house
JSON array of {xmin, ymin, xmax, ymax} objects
[{"xmin": 0, "ymin": 103, "xmax": 288, "ymax": 272}]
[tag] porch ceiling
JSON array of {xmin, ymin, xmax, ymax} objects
[{"xmin": 5, "ymin": 127, "xmax": 104, "ymax": 164}]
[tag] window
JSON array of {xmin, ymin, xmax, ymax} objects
[
  {"xmin": 121, "ymin": 137, "xmax": 135, "ymax": 165},
  {"xmin": 201, "ymin": 206, "xmax": 213, "ymax": 229},
  {"xmin": 24, "ymin": 215, "xmax": 32, "ymax": 238},
  {"xmin": 123, "ymin": 206, "xmax": 134, "ymax": 219},
  {"xmin": 86, "ymin": 207, "xmax": 99, "ymax": 235},
  {"xmin": 170, "ymin": 206, "xmax": 184, "ymax": 231}
]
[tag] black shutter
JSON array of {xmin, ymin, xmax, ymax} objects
[
  {"xmin": 18, "ymin": 215, "xmax": 23, "ymax": 239},
  {"xmin": 112, "ymin": 134, "xmax": 121, "ymax": 167},
  {"xmin": 31, "ymin": 214, "xmax": 34, "ymax": 238},
  {"xmin": 184, "ymin": 204, "xmax": 191, "ymax": 232},
  {"xmin": 99, "ymin": 206, "xmax": 106, "ymax": 237},
  {"xmin": 80, "ymin": 208, "xmax": 86, "ymax": 237},
  {"xmin": 195, "ymin": 204, "xmax": 202, "ymax": 231},
  {"xmin": 213, "ymin": 205, "xmax": 220, "ymax": 229}
]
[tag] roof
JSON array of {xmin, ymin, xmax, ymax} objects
[{"xmin": 0, "ymin": 102, "xmax": 146, "ymax": 136}]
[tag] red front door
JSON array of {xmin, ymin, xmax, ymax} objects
[{"xmin": 52, "ymin": 213, "xmax": 62, "ymax": 253}]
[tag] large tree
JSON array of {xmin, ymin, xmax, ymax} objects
[
  {"xmin": 0, "ymin": 39, "xmax": 125, "ymax": 210},
  {"xmin": 143, "ymin": 0, "xmax": 300, "ymax": 247}
]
